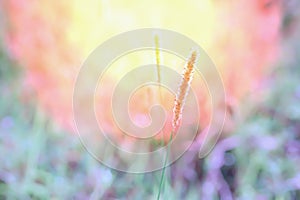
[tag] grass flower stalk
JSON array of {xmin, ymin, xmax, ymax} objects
[
  {"xmin": 172, "ymin": 50, "xmax": 197, "ymax": 133},
  {"xmin": 155, "ymin": 35, "xmax": 163, "ymax": 103},
  {"xmin": 157, "ymin": 50, "xmax": 198, "ymax": 200}
]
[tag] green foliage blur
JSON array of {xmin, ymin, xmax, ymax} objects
[{"xmin": 1, "ymin": 21, "xmax": 300, "ymax": 200}]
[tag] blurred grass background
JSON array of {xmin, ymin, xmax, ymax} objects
[
  {"xmin": 1, "ymin": 3, "xmax": 300, "ymax": 200},
  {"xmin": 1, "ymin": 33, "xmax": 300, "ymax": 200}
]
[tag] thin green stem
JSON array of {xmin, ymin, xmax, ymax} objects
[{"xmin": 157, "ymin": 132, "xmax": 173, "ymax": 200}]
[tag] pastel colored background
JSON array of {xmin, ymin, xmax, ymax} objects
[{"xmin": 0, "ymin": 0, "xmax": 300, "ymax": 199}]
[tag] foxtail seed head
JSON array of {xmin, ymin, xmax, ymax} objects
[{"xmin": 172, "ymin": 50, "xmax": 198, "ymax": 133}]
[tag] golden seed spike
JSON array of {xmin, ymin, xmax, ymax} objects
[{"xmin": 172, "ymin": 50, "xmax": 198, "ymax": 133}]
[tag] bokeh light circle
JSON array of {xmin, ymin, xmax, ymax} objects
[{"xmin": 73, "ymin": 28, "xmax": 226, "ymax": 173}]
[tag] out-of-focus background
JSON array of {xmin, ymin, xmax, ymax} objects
[{"xmin": 1, "ymin": 1, "xmax": 300, "ymax": 199}]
